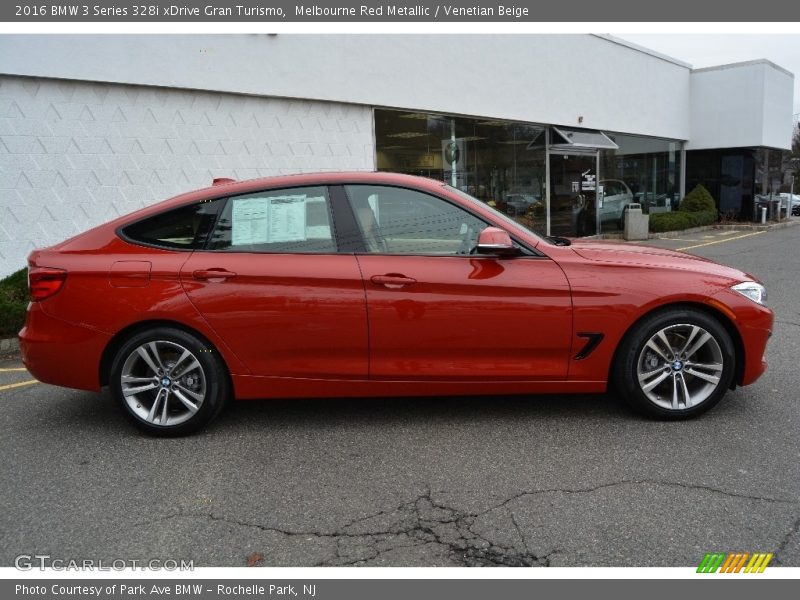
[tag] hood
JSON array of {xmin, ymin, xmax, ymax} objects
[{"xmin": 568, "ymin": 239, "xmax": 755, "ymax": 282}]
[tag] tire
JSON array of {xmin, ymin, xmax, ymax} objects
[
  {"xmin": 110, "ymin": 327, "xmax": 231, "ymax": 436},
  {"xmin": 613, "ymin": 308, "xmax": 735, "ymax": 420}
]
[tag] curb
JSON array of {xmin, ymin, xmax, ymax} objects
[{"xmin": 593, "ymin": 218, "xmax": 798, "ymax": 241}]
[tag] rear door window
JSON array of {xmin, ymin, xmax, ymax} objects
[{"xmin": 208, "ymin": 186, "xmax": 337, "ymax": 253}]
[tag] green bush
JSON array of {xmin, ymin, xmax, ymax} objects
[
  {"xmin": 679, "ymin": 184, "xmax": 716, "ymax": 213},
  {"xmin": 648, "ymin": 184, "xmax": 718, "ymax": 233},
  {"xmin": 649, "ymin": 212, "xmax": 696, "ymax": 233},
  {"xmin": 0, "ymin": 268, "xmax": 28, "ymax": 337},
  {"xmin": 649, "ymin": 210, "xmax": 717, "ymax": 233}
]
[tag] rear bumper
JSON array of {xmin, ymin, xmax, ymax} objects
[{"xmin": 19, "ymin": 302, "xmax": 110, "ymax": 392}]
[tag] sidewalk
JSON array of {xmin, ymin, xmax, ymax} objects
[{"xmin": 596, "ymin": 217, "xmax": 798, "ymax": 242}]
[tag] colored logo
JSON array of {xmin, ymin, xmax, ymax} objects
[{"xmin": 697, "ymin": 552, "xmax": 773, "ymax": 573}]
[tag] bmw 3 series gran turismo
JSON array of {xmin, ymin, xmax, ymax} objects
[{"xmin": 20, "ymin": 172, "xmax": 773, "ymax": 435}]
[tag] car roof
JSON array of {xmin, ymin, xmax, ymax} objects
[
  {"xmin": 175, "ymin": 171, "xmax": 449, "ymax": 204},
  {"xmin": 109, "ymin": 171, "xmax": 452, "ymax": 226}
]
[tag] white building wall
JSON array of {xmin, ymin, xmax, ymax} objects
[
  {"xmin": 686, "ymin": 60, "xmax": 794, "ymax": 151},
  {"xmin": 0, "ymin": 75, "xmax": 374, "ymax": 277},
  {"xmin": 0, "ymin": 34, "xmax": 692, "ymax": 140}
]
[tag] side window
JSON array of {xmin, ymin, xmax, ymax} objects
[
  {"xmin": 344, "ymin": 185, "xmax": 488, "ymax": 255},
  {"xmin": 122, "ymin": 199, "xmax": 223, "ymax": 249},
  {"xmin": 209, "ymin": 186, "xmax": 336, "ymax": 253}
]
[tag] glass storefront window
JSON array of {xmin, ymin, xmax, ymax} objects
[
  {"xmin": 375, "ymin": 109, "xmax": 683, "ymax": 237},
  {"xmin": 599, "ymin": 133, "xmax": 682, "ymax": 230},
  {"xmin": 375, "ymin": 109, "xmax": 548, "ymax": 234}
]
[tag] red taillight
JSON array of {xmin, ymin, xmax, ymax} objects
[{"xmin": 28, "ymin": 267, "xmax": 67, "ymax": 301}]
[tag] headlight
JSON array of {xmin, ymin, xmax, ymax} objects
[{"xmin": 731, "ymin": 281, "xmax": 767, "ymax": 305}]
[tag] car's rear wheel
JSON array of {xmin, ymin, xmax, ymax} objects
[
  {"xmin": 110, "ymin": 327, "xmax": 230, "ymax": 435},
  {"xmin": 614, "ymin": 308, "xmax": 735, "ymax": 419}
]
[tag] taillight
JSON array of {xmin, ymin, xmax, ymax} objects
[{"xmin": 28, "ymin": 267, "xmax": 67, "ymax": 301}]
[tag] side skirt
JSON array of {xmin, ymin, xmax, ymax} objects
[{"xmin": 231, "ymin": 375, "xmax": 607, "ymax": 400}]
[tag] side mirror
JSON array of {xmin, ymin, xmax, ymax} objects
[{"xmin": 476, "ymin": 227, "xmax": 517, "ymax": 256}]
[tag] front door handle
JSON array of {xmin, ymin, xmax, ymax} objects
[
  {"xmin": 192, "ymin": 269, "xmax": 237, "ymax": 281},
  {"xmin": 370, "ymin": 274, "xmax": 417, "ymax": 288}
]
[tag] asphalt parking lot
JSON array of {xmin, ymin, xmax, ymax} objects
[{"xmin": 1, "ymin": 224, "xmax": 799, "ymax": 568}]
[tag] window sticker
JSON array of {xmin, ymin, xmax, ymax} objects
[
  {"xmin": 231, "ymin": 197, "xmax": 270, "ymax": 246},
  {"xmin": 231, "ymin": 195, "xmax": 310, "ymax": 245},
  {"xmin": 268, "ymin": 196, "xmax": 307, "ymax": 243}
]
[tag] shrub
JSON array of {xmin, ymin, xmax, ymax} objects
[
  {"xmin": 679, "ymin": 184, "xmax": 716, "ymax": 213},
  {"xmin": 649, "ymin": 210, "xmax": 717, "ymax": 233},
  {"xmin": 0, "ymin": 268, "xmax": 28, "ymax": 338},
  {"xmin": 648, "ymin": 184, "xmax": 718, "ymax": 233},
  {"xmin": 649, "ymin": 212, "xmax": 696, "ymax": 233}
]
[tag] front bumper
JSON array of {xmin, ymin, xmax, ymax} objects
[{"xmin": 708, "ymin": 287, "xmax": 773, "ymax": 387}]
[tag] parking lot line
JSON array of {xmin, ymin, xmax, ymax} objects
[
  {"xmin": 0, "ymin": 368, "xmax": 28, "ymax": 372},
  {"xmin": 677, "ymin": 231, "xmax": 766, "ymax": 251},
  {"xmin": 0, "ymin": 380, "xmax": 37, "ymax": 392}
]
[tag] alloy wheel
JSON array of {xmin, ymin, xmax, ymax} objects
[
  {"xmin": 636, "ymin": 323, "xmax": 724, "ymax": 411},
  {"xmin": 120, "ymin": 340, "xmax": 207, "ymax": 426}
]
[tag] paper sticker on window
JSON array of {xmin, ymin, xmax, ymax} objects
[
  {"xmin": 268, "ymin": 196, "xmax": 307, "ymax": 242},
  {"xmin": 231, "ymin": 197, "xmax": 270, "ymax": 246},
  {"xmin": 231, "ymin": 195, "xmax": 309, "ymax": 245}
]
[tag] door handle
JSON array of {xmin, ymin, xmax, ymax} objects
[
  {"xmin": 192, "ymin": 269, "xmax": 237, "ymax": 281},
  {"xmin": 370, "ymin": 274, "xmax": 417, "ymax": 288}
]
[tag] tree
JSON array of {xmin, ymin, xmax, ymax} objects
[{"xmin": 780, "ymin": 120, "xmax": 800, "ymax": 192}]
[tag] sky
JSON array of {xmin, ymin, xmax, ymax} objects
[{"xmin": 617, "ymin": 34, "xmax": 800, "ymax": 116}]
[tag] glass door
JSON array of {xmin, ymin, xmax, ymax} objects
[{"xmin": 547, "ymin": 151, "xmax": 599, "ymax": 237}]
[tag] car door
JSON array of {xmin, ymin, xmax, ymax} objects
[
  {"xmin": 180, "ymin": 185, "xmax": 368, "ymax": 379},
  {"xmin": 341, "ymin": 184, "xmax": 572, "ymax": 382}
]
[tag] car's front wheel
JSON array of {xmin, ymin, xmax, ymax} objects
[
  {"xmin": 110, "ymin": 327, "xmax": 230, "ymax": 435},
  {"xmin": 614, "ymin": 308, "xmax": 736, "ymax": 419}
]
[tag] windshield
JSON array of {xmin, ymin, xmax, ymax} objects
[{"xmin": 446, "ymin": 185, "xmax": 548, "ymax": 245}]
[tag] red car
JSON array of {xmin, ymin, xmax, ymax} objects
[{"xmin": 20, "ymin": 172, "xmax": 773, "ymax": 435}]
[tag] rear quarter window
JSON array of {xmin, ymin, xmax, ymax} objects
[{"xmin": 121, "ymin": 199, "xmax": 223, "ymax": 249}]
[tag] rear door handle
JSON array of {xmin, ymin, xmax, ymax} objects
[
  {"xmin": 370, "ymin": 274, "xmax": 417, "ymax": 288},
  {"xmin": 192, "ymin": 269, "xmax": 237, "ymax": 281}
]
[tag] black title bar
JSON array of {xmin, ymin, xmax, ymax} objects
[{"xmin": 4, "ymin": 0, "xmax": 800, "ymax": 22}]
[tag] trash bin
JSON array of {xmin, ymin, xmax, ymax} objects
[{"xmin": 623, "ymin": 203, "xmax": 649, "ymax": 241}]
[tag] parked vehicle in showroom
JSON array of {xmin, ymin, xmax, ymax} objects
[
  {"xmin": 20, "ymin": 172, "xmax": 773, "ymax": 435},
  {"xmin": 504, "ymin": 193, "xmax": 541, "ymax": 216},
  {"xmin": 599, "ymin": 179, "xmax": 634, "ymax": 228}
]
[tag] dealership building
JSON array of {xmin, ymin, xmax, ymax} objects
[{"xmin": 0, "ymin": 34, "xmax": 794, "ymax": 277}]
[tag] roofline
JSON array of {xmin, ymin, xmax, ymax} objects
[
  {"xmin": 691, "ymin": 58, "xmax": 794, "ymax": 78},
  {"xmin": 591, "ymin": 34, "xmax": 693, "ymax": 69}
]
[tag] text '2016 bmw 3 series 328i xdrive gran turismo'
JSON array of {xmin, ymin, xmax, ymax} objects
[{"xmin": 20, "ymin": 172, "xmax": 773, "ymax": 435}]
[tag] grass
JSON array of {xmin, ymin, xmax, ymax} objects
[{"xmin": 0, "ymin": 268, "xmax": 28, "ymax": 338}]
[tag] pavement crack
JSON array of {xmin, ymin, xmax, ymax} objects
[
  {"xmin": 774, "ymin": 515, "xmax": 800, "ymax": 566},
  {"xmin": 509, "ymin": 508, "xmax": 531, "ymax": 555},
  {"xmin": 483, "ymin": 479, "xmax": 798, "ymax": 513},
  {"xmin": 775, "ymin": 320, "xmax": 800, "ymax": 328},
  {"xmin": 144, "ymin": 479, "xmax": 796, "ymax": 566}
]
